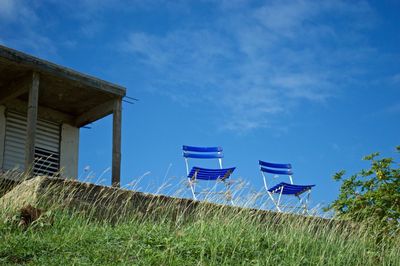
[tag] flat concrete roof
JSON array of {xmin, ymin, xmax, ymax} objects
[{"xmin": 0, "ymin": 45, "xmax": 127, "ymax": 126}]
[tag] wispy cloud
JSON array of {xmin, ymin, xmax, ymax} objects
[
  {"xmin": 0, "ymin": 0, "xmax": 38, "ymax": 23},
  {"xmin": 0, "ymin": 0, "xmax": 383, "ymax": 133},
  {"xmin": 392, "ymin": 73, "xmax": 400, "ymax": 84},
  {"xmin": 385, "ymin": 103, "xmax": 400, "ymax": 114},
  {"xmin": 0, "ymin": 0, "xmax": 57, "ymax": 57},
  {"xmin": 0, "ymin": 0, "xmax": 127, "ymax": 54},
  {"xmin": 122, "ymin": 0, "xmax": 376, "ymax": 132},
  {"xmin": 0, "ymin": 0, "xmax": 16, "ymax": 20}
]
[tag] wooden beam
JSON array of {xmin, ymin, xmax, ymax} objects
[
  {"xmin": 0, "ymin": 75, "xmax": 31, "ymax": 105},
  {"xmin": 25, "ymin": 72, "xmax": 40, "ymax": 171},
  {"xmin": 4, "ymin": 98, "xmax": 75, "ymax": 125},
  {"xmin": 112, "ymin": 97, "xmax": 122, "ymax": 187},
  {"xmin": 74, "ymin": 100, "xmax": 114, "ymax": 127},
  {"xmin": 0, "ymin": 45, "xmax": 126, "ymax": 97}
]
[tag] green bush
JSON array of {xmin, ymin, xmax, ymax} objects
[{"xmin": 326, "ymin": 146, "xmax": 400, "ymax": 235}]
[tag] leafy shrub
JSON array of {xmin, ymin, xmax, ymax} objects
[{"xmin": 326, "ymin": 146, "xmax": 400, "ymax": 235}]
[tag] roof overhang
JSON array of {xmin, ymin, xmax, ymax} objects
[{"xmin": 0, "ymin": 45, "xmax": 126, "ymax": 127}]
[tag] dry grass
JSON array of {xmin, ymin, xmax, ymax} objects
[{"xmin": 0, "ymin": 172, "xmax": 399, "ymax": 265}]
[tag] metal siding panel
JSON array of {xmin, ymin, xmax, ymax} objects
[
  {"xmin": 3, "ymin": 112, "xmax": 26, "ymax": 171},
  {"xmin": 3, "ymin": 111, "xmax": 60, "ymax": 175},
  {"xmin": 35, "ymin": 117, "xmax": 60, "ymax": 175},
  {"xmin": 35, "ymin": 137, "xmax": 59, "ymax": 152},
  {"xmin": 36, "ymin": 118, "xmax": 60, "ymax": 152}
]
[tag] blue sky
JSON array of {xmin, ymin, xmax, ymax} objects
[{"xmin": 1, "ymin": 0, "xmax": 399, "ymax": 208}]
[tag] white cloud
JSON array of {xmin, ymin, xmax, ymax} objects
[
  {"xmin": 271, "ymin": 74, "xmax": 332, "ymax": 101},
  {"xmin": 0, "ymin": 0, "xmax": 39, "ymax": 23},
  {"xmin": 124, "ymin": 33, "xmax": 170, "ymax": 68},
  {"xmin": 122, "ymin": 0, "xmax": 376, "ymax": 133},
  {"xmin": 392, "ymin": 73, "xmax": 400, "ymax": 84},
  {"xmin": 7, "ymin": 31, "xmax": 57, "ymax": 57},
  {"xmin": 0, "ymin": 0, "xmax": 17, "ymax": 20},
  {"xmin": 385, "ymin": 103, "xmax": 400, "ymax": 114},
  {"xmin": 0, "ymin": 0, "xmax": 56, "ymax": 57},
  {"xmin": 1, "ymin": 0, "xmax": 379, "ymax": 133},
  {"xmin": 254, "ymin": 0, "xmax": 317, "ymax": 37}
]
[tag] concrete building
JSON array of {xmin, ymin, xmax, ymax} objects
[{"xmin": 0, "ymin": 45, "xmax": 126, "ymax": 186}]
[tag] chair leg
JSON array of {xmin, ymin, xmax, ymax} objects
[
  {"xmin": 188, "ymin": 179, "xmax": 197, "ymax": 200},
  {"xmin": 262, "ymin": 173, "xmax": 281, "ymax": 211},
  {"xmin": 190, "ymin": 170, "xmax": 200, "ymax": 200},
  {"xmin": 296, "ymin": 195, "xmax": 306, "ymax": 214},
  {"xmin": 268, "ymin": 191, "xmax": 282, "ymax": 212},
  {"xmin": 188, "ymin": 171, "xmax": 197, "ymax": 200},
  {"xmin": 304, "ymin": 190, "xmax": 311, "ymax": 214},
  {"xmin": 296, "ymin": 190, "xmax": 311, "ymax": 214},
  {"xmin": 276, "ymin": 187, "xmax": 284, "ymax": 212}
]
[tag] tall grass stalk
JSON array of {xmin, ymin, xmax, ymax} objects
[{"xmin": 0, "ymin": 171, "xmax": 399, "ymax": 265}]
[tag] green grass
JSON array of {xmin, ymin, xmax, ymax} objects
[
  {"xmin": 1, "ymin": 206, "xmax": 399, "ymax": 265},
  {"xmin": 0, "ymin": 174, "xmax": 399, "ymax": 265}
]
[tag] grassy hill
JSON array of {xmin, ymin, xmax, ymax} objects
[{"xmin": 0, "ymin": 176, "xmax": 399, "ymax": 265}]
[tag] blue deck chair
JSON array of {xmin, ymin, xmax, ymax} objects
[
  {"xmin": 259, "ymin": 160, "xmax": 315, "ymax": 213},
  {"xmin": 183, "ymin": 145, "xmax": 235, "ymax": 203}
]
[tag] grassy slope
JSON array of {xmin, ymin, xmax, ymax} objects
[
  {"xmin": 0, "ymin": 175, "xmax": 398, "ymax": 265},
  {"xmin": 1, "ymin": 208, "xmax": 399, "ymax": 266}
]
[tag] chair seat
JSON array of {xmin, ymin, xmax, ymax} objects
[
  {"xmin": 268, "ymin": 182, "xmax": 315, "ymax": 196},
  {"xmin": 188, "ymin": 166, "xmax": 236, "ymax": 181}
]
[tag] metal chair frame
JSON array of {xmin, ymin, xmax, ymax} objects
[
  {"xmin": 183, "ymin": 145, "xmax": 235, "ymax": 204},
  {"xmin": 259, "ymin": 160, "xmax": 315, "ymax": 213}
]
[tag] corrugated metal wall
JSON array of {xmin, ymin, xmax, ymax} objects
[
  {"xmin": 3, "ymin": 112, "xmax": 26, "ymax": 171},
  {"xmin": 2, "ymin": 111, "xmax": 60, "ymax": 176}
]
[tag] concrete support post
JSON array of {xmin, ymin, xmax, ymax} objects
[
  {"xmin": 60, "ymin": 124, "xmax": 79, "ymax": 179},
  {"xmin": 24, "ymin": 72, "xmax": 39, "ymax": 172},
  {"xmin": 112, "ymin": 97, "xmax": 122, "ymax": 187}
]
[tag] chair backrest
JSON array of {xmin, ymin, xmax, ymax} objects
[
  {"xmin": 183, "ymin": 145, "xmax": 223, "ymax": 159},
  {"xmin": 183, "ymin": 145, "xmax": 223, "ymax": 174},
  {"xmin": 259, "ymin": 160, "xmax": 293, "ymax": 183}
]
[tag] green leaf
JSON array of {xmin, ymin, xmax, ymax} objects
[{"xmin": 327, "ymin": 145, "xmax": 400, "ymax": 235}]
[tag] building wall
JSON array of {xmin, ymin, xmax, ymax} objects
[
  {"xmin": 0, "ymin": 105, "xmax": 5, "ymax": 170},
  {"xmin": 60, "ymin": 124, "xmax": 79, "ymax": 179},
  {"xmin": 1, "ymin": 105, "xmax": 80, "ymax": 179}
]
